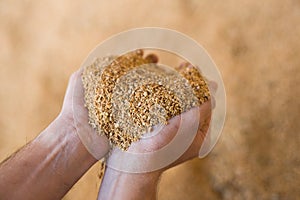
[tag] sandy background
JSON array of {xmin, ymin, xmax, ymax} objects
[{"xmin": 0, "ymin": 0, "xmax": 299, "ymax": 199}]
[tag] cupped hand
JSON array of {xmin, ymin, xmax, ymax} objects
[{"xmin": 60, "ymin": 69, "xmax": 110, "ymax": 160}]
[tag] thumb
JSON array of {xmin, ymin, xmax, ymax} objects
[{"xmin": 62, "ymin": 70, "xmax": 81, "ymax": 113}]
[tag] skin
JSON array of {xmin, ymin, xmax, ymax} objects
[
  {"xmin": 0, "ymin": 72, "xmax": 105, "ymax": 200},
  {"xmin": 98, "ymin": 101, "xmax": 212, "ymax": 200},
  {"xmin": 0, "ymin": 64, "xmax": 215, "ymax": 200},
  {"xmin": 98, "ymin": 60, "xmax": 215, "ymax": 199},
  {"xmin": 0, "ymin": 117, "xmax": 98, "ymax": 200}
]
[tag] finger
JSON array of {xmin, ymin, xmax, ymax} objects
[
  {"xmin": 145, "ymin": 54, "xmax": 159, "ymax": 63},
  {"xmin": 62, "ymin": 71, "xmax": 77, "ymax": 109},
  {"xmin": 211, "ymin": 95, "xmax": 216, "ymax": 109},
  {"xmin": 184, "ymin": 101, "xmax": 212, "ymax": 157},
  {"xmin": 162, "ymin": 102, "xmax": 212, "ymax": 167},
  {"xmin": 208, "ymin": 80, "xmax": 218, "ymax": 95}
]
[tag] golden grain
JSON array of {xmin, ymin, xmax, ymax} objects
[{"xmin": 82, "ymin": 51, "xmax": 210, "ymax": 150}]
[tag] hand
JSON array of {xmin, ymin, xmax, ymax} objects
[
  {"xmin": 98, "ymin": 61, "xmax": 217, "ymax": 199},
  {"xmin": 98, "ymin": 99, "xmax": 214, "ymax": 200},
  {"xmin": 104, "ymin": 57, "xmax": 217, "ymax": 173},
  {"xmin": 0, "ymin": 70, "xmax": 111, "ymax": 200},
  {"xmin": 60, "ymin": 69, "xmax": 110, "ymax": 160}
]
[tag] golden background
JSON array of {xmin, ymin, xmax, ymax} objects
[{"xmin": 0, "ymin": 0, "xmax": 299, "ymax": 199}]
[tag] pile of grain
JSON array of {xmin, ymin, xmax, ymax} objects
[{"xmin": 82, "ymin": 50, "xmax": 210, "ymax": 151}]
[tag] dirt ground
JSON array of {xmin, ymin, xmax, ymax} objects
[{"xmin": 0, "ymin": 0, "xmax": 299, "ymax": 199}]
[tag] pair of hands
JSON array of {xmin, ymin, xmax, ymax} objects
[
  {"xmin": 61, "ymin": 65, "xmax": 214, "ymax": 175},
  {"xmin": 0, "ymin": 61, "xmax": 216, "ymax": 200}
]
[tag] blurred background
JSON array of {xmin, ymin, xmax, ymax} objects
[{"xmin": 0, "ymin": 0, "xmax": 299, "ymax": 199}]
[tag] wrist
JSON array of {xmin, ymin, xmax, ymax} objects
[
  {"xmin": 98, "ymin": 167, "xmax": 162, "ymax": 200},
  {"xmin": 105, "ymin": 166, "xmax": 162, "ymax": 184},
  {"xmin": 53, "ymin": 115, "xmax": 97, "ymax": 164},
  {"xmin": 35, "ymin": 115, "xmax": 97, "ymax": 176},
  {"xmin": 0, "ymin": 115, "xmax": 98, "ymax": 200}
]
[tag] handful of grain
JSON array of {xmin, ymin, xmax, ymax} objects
[{"xmin": 82, "ymin": 50, "xmax": 210, "ymax": 151}]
